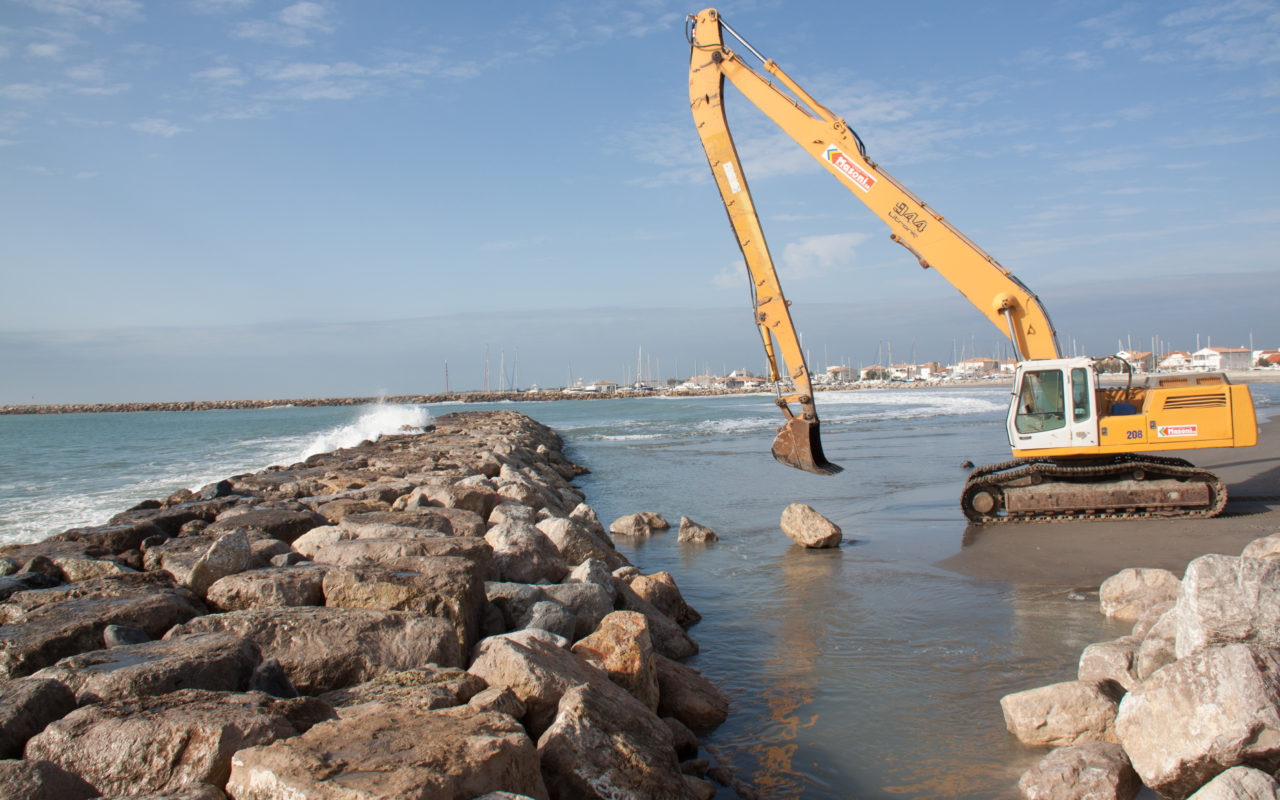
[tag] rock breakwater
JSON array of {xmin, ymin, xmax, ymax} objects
[
  {"xmin": 0, "ymin": 409, "xmax": 746, "ymax": 799},
  {"xmin": 1002, "ymin": 533, "xmax": 1280, "ymax": 799}
]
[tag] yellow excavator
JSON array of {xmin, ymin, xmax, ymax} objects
[{"xmin": 687, "ymin": 8, "xmax": 1258, "ymax": 522}]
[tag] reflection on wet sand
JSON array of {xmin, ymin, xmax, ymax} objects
[{"xmin": 746, "ymin": 546, "xmax": 846, "ymax": 798}]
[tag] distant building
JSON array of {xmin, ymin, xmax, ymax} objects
[
  {"xmin": 1116, "ymin": 350, "xmax": 1155, "ymax": 372},
  {"xmin": 1159, "ymin": 351, "xmax": 1191, "ymax": 371},
  {"xmin": 1190, "ymin": 347, "xmax": 1252, "ymax": 372},
  {"xmin": 860, "ymin": 365, "xmax": 889, "ymax": 381},
  {"xmin": 955, "ymin": 357, "xmax": 998, "ymax": 377},
  {"xmin": 826, "ymin": 365, "xmax": 855, "ymax": 383}
]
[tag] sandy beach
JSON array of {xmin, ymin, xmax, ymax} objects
[{"xmin": 940, "ymin": 415, "xmax": 1280, "ymax": 586}]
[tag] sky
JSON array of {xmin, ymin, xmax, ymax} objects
[{"xmin": 2, "ymin": 0, "xmax": 1278, "ymax": 403}]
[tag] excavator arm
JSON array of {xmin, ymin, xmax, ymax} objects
[{"xmin": 688, "ymin": 9, "xmax": 1063, "ymax": 473}]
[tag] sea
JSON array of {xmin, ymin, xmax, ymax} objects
[{"xmin": 3, "ymin": 383, "xmax": 1278, "ymax": 799}]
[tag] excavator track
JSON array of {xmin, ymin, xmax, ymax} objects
[{"xmin": 960, "ymin": 454, "xmax": 1227, "ymax": 524}]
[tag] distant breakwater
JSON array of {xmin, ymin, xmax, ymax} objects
[{"xmin": 0, "ymin": 380, "xmax": 1015, "ymax": 416}]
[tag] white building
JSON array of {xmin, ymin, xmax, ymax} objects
[{"xmin": 1190, "ymin": 347, "xmax": 1252, "ymax": 372}]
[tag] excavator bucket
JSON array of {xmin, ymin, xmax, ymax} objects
[{"xmin": 771, "ymin": 417, "xmax": 843, "ymax": 475}]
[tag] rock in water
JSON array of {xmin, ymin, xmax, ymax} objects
[
  {"xmin": 677, "ymin": 517, "xmax": 718, "ymax": 543},
  {"xmin": 779, "ymin": 503, "xmax": 842, "ymax": 549}
]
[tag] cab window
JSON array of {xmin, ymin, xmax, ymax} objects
[
  {"xmin": 1015, "ymin": 369, "xmax": 1066, "ymax": 434},
  {"xmin": 1071, "ymin": 367, "xmax": 1092, "ymax": 422}
]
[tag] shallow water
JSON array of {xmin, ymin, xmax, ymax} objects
[{"xmin": 2, "ymin": 385, "xmax": 1277, "ymax": 798}]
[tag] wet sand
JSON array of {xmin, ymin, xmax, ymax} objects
[{"xmin": 938, "ymin": 417, "xmax": 1280, "ymax": 587}]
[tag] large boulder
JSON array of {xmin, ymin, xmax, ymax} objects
[
  {"xmin": 1017, "ymin": 742, "xmax": 1140, "ymax": 800},
  {"xmin": 613, "ymin": 578, "xmax": 699, "ymax": 660},
  {"xmin": 536, "ymin": 517, "xmax": 616, "ymax": 567},
  {"xmin": 1175, "ymin": 555, "xmax": 1280, "ymax": 658},
  {"xmin": 1000, "ymin": 680, "xmax": 1122, "ymax": 748},
  {"xmin": 1100, "ymin": 567, "xmax": 1181, "ymax": 622},
  {"xmin": 166, "ymin": 606, "xmax": 462, "ymax": 693},
  {"xmin": 205, "ymin": 507, "xmax": 326, "ymax": 543},
  {"xmin": 0, "ymin": 678, "xmax": 77, "ymax": 758},
  {"xmin": 319, "ymin": 666, "xmax": 486, "ymax": 712},
  {"xmin": 205, "ymin": 564, "xmax": 328, "ymax": 611},
  {"xmin": 1138, "ymin": 609, "xmax": 1179, "ymax": 681},
  {"xmin": 0, "ymin": 582, "xmax": 204, "ymax": 679},
  {"xmin": 571, "ymin": 611, "xmax": 660, "ymax": 712},
  {"xmin": 1078, "ymin": 636, "xmax": 1142, "ymax": 691},
  {"xmin": 677, "ymin": 517, "xmax": 718, "ymax": 544},
  {"xmin": 1188, "ymin": 766, "xmax": 1280, "ymax": 799},
  {"xmin": 0, "ymin": 758, "xmax": 99, "ymax": 800},
  {"xmin": 1241, "ymin": 534, "xmax": 1280, "ymax": 563},
  {"xmin": 1116, "ymin": 644, "xmax": 1280, "ymax": 799},
  {"xmin": 308, "ymin": 535, "xmax": 491, "ymax": 571},
  {"xmin": 485, "ymin": 521, "xmax": 568, "ymax": 584},
  {"xmin": 538, "ymin": 684, "xmax": 694, "ymax": 800},
  {"xmin": 628, "ymin": 572, "xmax": 701, "ymax": 629},
  {"xmin": 321, "ymin": 554, "xmax": 487, "ymax": 655},
  {"xmin": 654, "ymin": 654, "xmax": 729, "ymax": 734},
  {"xmin": 24, "ymin": 689, "xmax": 300, "ymax": 797},
  {"xmin": 467, "ymin": 629, "xmax": 645, "ymax": 738},
  {"xmin": 227, "ymin": 703, "xmax": 547, "ymax": 800},
  {"xmin": 30, "ymin": 632, "xmax": 260, "ymax": 704},
  {"xmin": 609, "ymin": 513, "xmax": 668, "ymax": 538},
  {"xmin": 779, "ymin": 504, "xmax": 841, "ymax": 549}
]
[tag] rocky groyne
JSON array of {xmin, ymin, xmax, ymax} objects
[
  {"xmin": 0, "ymin": 409, "xmax": 747, "ymax": 799},
  {"xmin": 1000, "ymin": 534, "xmax": 1280, "ymax": 799}
]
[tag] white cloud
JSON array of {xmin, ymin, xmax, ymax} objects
[
  {"xmin": 130, "ymin": 117, "xmax": 186, "ymax": 137},
  {"xmin": 188, "ymin": 0, "xmax": 253, "ymax": 13},
  {"xmin": 193, "ymin": 65, "xmax": 245, "ymax": 85},
  {"xmin": 232, "ymin": 1, "xmax": 335, "ymax": 47},
  {"xmin": 0, "ymin": 83, "xmax": 52, "ymax": 100},
  {"xmin": 15, "ymin": 0, "xmax": 143, "ymax": 30},
  {"xmin": 779, "ymin": 233, "xmax": 870, "ymax": 279},
  {"xmin": 27, "ymin": 42, "xmax": 64, "ymax": 59},
  {"xmin": 712, "ymin": 261, "xmax": 744, "ymax": 289}
]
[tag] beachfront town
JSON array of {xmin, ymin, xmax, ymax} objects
[{"xmin": 557, "ymin": 345, "xmax": 1280, "ymax": 395}]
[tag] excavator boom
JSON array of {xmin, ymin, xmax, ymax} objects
[{"xmin": 686, "ymin": 9, "xmax": 1257, "ymax": 520}]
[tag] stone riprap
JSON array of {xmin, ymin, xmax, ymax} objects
[
  {"xmin": 1002, "ymin": 532, "xmax": 1280, "ymax": 800},
  {"xmin": 0, "ymin": 410, "xmax": 744, "ymax": 800}
]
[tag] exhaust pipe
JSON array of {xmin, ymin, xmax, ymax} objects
[{"xmin": 771, "ymin": 416, "xmax": 843, "ymax": 475}]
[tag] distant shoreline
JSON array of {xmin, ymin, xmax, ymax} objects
[{"xmin": 4, "ymin": 370, "xmax": 1278, "ymax": 416}]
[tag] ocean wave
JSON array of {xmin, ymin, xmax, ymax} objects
[{"xmin": 297, "ymin": 404, "xmax": 430, "ymax": 460}]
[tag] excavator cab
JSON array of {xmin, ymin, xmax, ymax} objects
[{"xmin": 1007, "ymin": 358, "xmax": 1099, "ymax": 454}]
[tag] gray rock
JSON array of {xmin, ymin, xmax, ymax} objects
[
  {"xmin": 1116, "ymin": 643, "xmax": 1280, "ymax": 799},
  {"xmin": 249, "ymin": 657, "xmax": 298, "ymax": 699},
  {"xmin": 166, "ymin": 606, "xmax": 463, "ymax": 693},
  {"xmin": 0, "ymin": 678, "xmax": 77, "ymax": 758},
  {"xmin": 566, "ymin": 558, "xmax": 614, "ymax": 589},
  {"xmin": 1017, "ymin": 742, "xmax": 1140, "ymax": 800},
  {"xmin": 541, "ymin": 582, "xmax": 615, "ymax": 642},
  {"xmin": 1241, "ymin": 534, "xmax": 1280, "ymax": 563},
  {"xmin": 518, "ymin": 600, "xmax": 577, "ymax": 640},
  {"xmin": 779, "ymin": 503, "xmax": 842, "ymax": 549},
  {"xmin": 104, "ymin": 623, "xmax": 150, "ymax": 647}
]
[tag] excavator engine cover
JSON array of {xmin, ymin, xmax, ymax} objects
[{"xmin": 772, "ymin": 417, "xmax": 843, "ymax": 475}]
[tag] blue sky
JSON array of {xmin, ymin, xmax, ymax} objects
[{"xmin": 2, "ymin": 0, "xmax": 1278, "ymax": 402}]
